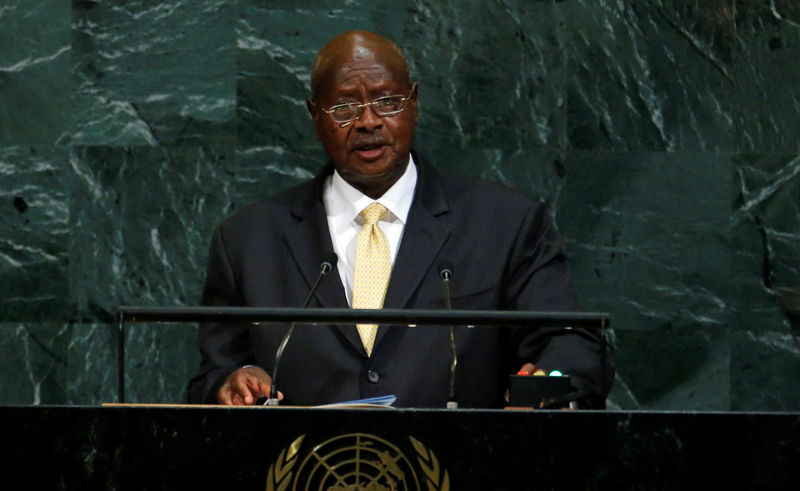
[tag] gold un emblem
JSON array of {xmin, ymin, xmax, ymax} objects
[{"xmin": 265, "ymin": 433, "xmax": 450, "ymax": 491}]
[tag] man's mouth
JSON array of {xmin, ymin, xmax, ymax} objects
[
  {"xmin": 357, "ymin": 143, "xmax": 381, "ymax": 150},
  {"xmin": 353, "ymin": 142, "xmax": 388, "ymax": 160}
]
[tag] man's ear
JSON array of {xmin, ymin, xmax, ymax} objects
[
  {"xmin": 306, "ymin": 99, "xmax": 318, "ymax": 120},
  {"xmin": 307, "ymin": 99, "xmax": 323, "ymax": 141}
]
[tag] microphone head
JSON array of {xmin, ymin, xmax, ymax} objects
[
  {"xmin": 438, "ymin": 260, "xmax": 454, "ymax": 279},
  {"xmin": 321, "ymin": 252, "xmax": 338, "ymax": 275}
]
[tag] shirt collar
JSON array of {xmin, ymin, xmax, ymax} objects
[{"xmin": 329, "ymin": 154, "xmax": 418, "ymax": 225}]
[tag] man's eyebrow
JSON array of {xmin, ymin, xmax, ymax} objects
[{"xmin": 329, "ymin": 88, "xmax": 360, "ymax": 100}]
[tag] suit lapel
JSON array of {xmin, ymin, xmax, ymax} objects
[
  {"xmin": 383, "ymin": 203, "xmax": 450, "ymax": 309},
  {"xmin": 374, "ymin": 154, "xmax": 451, "ymax": 349},
  {"xmin": 283, "ymin": 167, "xmax": 363, "ymax": 353},
  {"xmin": 284, "ymin": 169, "xmax": 348, "ymax": 310}
]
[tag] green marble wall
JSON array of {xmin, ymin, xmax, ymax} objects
[{"xmin": 1, "ymin": 0, "xmax": 798, "ymax": 410}]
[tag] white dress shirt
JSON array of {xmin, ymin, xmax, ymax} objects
[{"xmin": 322, "ymin": 155, "xmax": 418, "ymax": 306}]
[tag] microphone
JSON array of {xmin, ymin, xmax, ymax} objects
[
  {"xmin": 439, "ymin": 261, "xmax": 453, "ymax": 309},
  {"xmin": 267, "ymin": 252, "xmax": 337, "ymax": 406},
  {"xmin": 438, "ymin": 260, "xmax": 458, "ymax": 409}
]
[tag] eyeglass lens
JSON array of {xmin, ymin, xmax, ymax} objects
[{"xmin": 328, "ymin": 96, "xmax": 407, "ymax": 122}]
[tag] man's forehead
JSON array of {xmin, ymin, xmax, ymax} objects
[
  {"xmin": 329, "ymin": 46, "xmax": 401, "ymax": 74},
  {"xmin": 311, "ymin": 31, "xmax": 410, "ymax": 99},
  {"xmin": 332, "ymin": 63, "xmax": 394, "ymax": 85}
]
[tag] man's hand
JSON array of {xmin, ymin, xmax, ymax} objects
[{"xmin": 217, "ymin": 366, "xmax": 280, "ymax": 405}]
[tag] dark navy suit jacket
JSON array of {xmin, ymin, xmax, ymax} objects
[{"xmin": 187, "ymin": 153, "xmax": 612, "ymax": 407}]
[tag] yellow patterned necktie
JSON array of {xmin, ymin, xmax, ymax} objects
[{"xmin": 352, "ymin": 202, "xmax": 391, "ymax": 356}]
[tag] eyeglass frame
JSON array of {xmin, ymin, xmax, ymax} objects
[{"xmin": 312, "ymin": 82, "xmax": 418, "ymax": 125}]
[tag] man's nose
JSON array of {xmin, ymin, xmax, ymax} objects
[{"xmin": 354, "ymin": 104, "xmax": 383, "ymax": 131}]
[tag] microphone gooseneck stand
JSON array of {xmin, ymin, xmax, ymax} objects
[
  {"xmin": 267, "ymin": 254, "xmax": 337, "ymax": 406},
  {"xmin": 439, "ymin": 261, "xmax": 458, "ymax": 409}
]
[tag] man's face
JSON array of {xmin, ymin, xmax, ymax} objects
[{"xmin": 308, "ymin": 53, "xmax": 418, "ymax": 198}]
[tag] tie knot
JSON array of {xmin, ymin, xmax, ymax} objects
[{"xmin": 361, "ymin": 202, "xmax": 387, "ymax": 226}]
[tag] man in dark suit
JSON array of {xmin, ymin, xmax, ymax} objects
[{"xmin": 187, "ymin": 30, "xmax": 612, "ymax": 408}]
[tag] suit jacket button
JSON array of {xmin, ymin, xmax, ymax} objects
[{"xmin": 367, "ymin": 370, "xmax": 380, "ymax": 384}]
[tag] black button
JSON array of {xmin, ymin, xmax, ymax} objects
[{"xmin": 367, "ymin": 370, "xmax": 380, "ymax": 384}]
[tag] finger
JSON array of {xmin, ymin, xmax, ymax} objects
[
  {"xmin": 217, "ymin": 383, "xmax": 233, "ymax": 405},
  {"xmin": 245, "ymin": 367, "xmax": 272, "ymax": 399},
  {"xmin": 231, "ymin": 392, "xmax": 246, "ymax": 406},
  {"xmin": 233, "ymin": 374, "xmax": 256, "ymax": 405},
  {"xmin": 247, "ymin": 378, "xmax": 270, "ymax": 399},
  {"xmin": 517, "ymin": 363, "xmax": 537, "ymax": 376}
]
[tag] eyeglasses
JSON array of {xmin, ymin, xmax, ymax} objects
[{"xmin": 317, "ymin": 84, "xmax": 416, "ymax": 126}]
